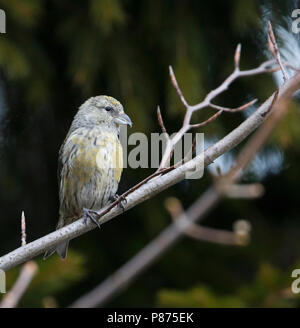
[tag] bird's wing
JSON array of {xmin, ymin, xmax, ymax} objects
[{"xmin": 57, "ymin": 137, "xmax": 67, "ymax": 189}]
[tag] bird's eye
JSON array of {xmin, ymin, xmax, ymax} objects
[{"xmin": 105, "ymin": 106, "xmax": 113, "ymax": 112}]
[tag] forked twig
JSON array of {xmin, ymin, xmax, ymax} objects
[
  {"xmin": 158, "ymin": 42, "xmax": 295, "ymax": 169},
  {"xmin": 165, "ymin": 197, "xmax": 245, "ymax": 246}
]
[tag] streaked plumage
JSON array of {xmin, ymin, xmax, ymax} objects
[{"xmin": 44, "ymin": 95, "xmax": 132, "ymax": 259}]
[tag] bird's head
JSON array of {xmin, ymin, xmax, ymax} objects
[{"xmin": 72, "ymin": 95, "xmax": 132, "ymax": 130}]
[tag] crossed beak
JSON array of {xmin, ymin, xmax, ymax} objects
[{"xmin": 113, "ymin": 113, "xmax": 132, "ymax": 127}]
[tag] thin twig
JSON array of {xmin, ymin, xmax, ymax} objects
[
  {"xmin": 0, "ymin": 212, "xmax": 38, "ymax": 308},
  {"xmin": 157, "ymin": 106, "xmax": 168, "ymax": 135},
  {"xmin": 268, "ymin": 21, "xmax": 288, "ymax": 82},
  {"xmin": 21, "ymin": 211, "xmax": 26, "ymax": 247},
  {"xmin": 234, "ymin": 43, "xmax": 241, "ymax": 69},
  {"xmin": 209, "ymin": 98, "xmax": 258, "ymax": 113},
  {"xmin": 169, "ymin": 65, "xmax": 189, "ymax": 108},
  {"xmin": 93, "ymin": 165, "xmax": 175, "ymax": 220},
  {"xmin": 190, "ymin": 110, "xmax": 223, "ymax": 129}
]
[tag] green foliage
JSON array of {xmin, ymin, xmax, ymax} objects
[
  {"xmin": 89, "ymin": 0, "xmax": 125, "ymax": 34},
  {"xmin": 231, "ymin": 0, "xmax": 260, "ymax": 33},
  {"xmin": 0, "ymin": 0, "xmax": 42, "ymax": 28},
  {"xmin": 271, "ymin": 103, "xmax": 300, "ymax": 150},
  {"xmin": 0, "ymin": 38, "xmax": 30, "ymax": 79},
  {"xmin": 3, "ymin": 251, "xmax": 87, "ymax": 307},
  {"xmin": 157, "ymin": 262, "xmax": 300, "ymax": 308},
  {"xmin": 157, "ymin": 286, "xmax": 246, "ymax": 308}
]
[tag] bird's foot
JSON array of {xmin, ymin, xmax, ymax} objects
[
  {"xmin": 110, "ymin": 194, "xmax": 127, "ymax": 211},
  {"xmin": 83, "ymin": 208, "xmax": 101, "ymax": 229}
]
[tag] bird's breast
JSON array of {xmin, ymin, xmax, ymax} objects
[{"xmin": 66, "ymin": 129, "xmax": 123, "ymax": 183}]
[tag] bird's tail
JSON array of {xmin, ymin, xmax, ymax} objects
[
  {"xmin": 43, "ymin": 214, "xmax": 71, "ymax": 260},
  {"xmin": 43, "ymin": 240, "xmax": 69, "ymax": 260}
]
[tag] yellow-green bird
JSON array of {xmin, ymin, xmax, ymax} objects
[{"xmin": 44, "ymin": 95, "xmax": 132, "ymax": 259}]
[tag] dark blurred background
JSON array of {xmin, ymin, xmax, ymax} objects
[{"xmin": 1, "ymin": 0, "xmax": 300, "ymax": 307}]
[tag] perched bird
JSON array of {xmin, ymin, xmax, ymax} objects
[{"xmin": 44, "ymin": 95, "xmax": 132, "ymax": 259}]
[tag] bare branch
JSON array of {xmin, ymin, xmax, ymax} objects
[
  {"xmin": 159, "ymin": 43, "xmax": 294, "ymax": 169},
  {"xmin": 175, "ymin": 134, "xmax": 197, "ymax": 167},
  {"xmin": 165, "ymin": 197, "xmax": 240, "ymax": 246}
]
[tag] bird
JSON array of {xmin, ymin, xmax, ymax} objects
[{"xmin": 44, "ymin": 95, "xmax": 132, "ymax": 260}]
